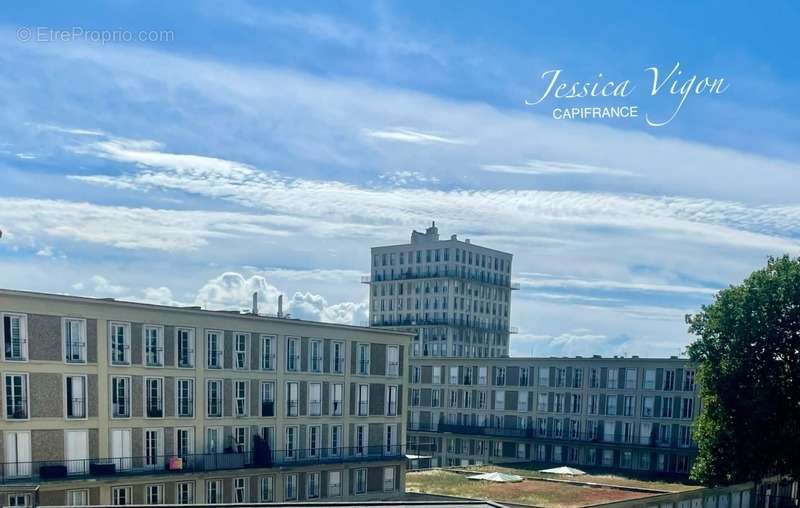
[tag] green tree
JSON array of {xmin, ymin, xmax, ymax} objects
[{"xmin": 687, "ymin": 255, "xmax": 800, "ymax": 485}]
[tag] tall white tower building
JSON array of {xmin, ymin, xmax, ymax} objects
[{"xmin": 366, "ymin": 223, "xmax": 517, "ymax": 358}]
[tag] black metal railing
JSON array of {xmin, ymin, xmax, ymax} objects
[
  {"xmin": 5, "ymin": 400, "xmax": 28, "ymax": 419},
  {"xmin": 66, "ymin": 398, "xmax": 86, "ymax": 419},
  {"xmin": 112, "ymin": 398, "xmax": 129, "ymax": 418},
  {"xmin": 146, "ymin": 400, "xmax": 163, "ymax": 418},
  {"xmin": 366, "ymin": 269, "xmax": 513, "ymax": 289},
  {"xmin": 408, "ymin": 423, "xmax": 698, "ymax": 451},
  {"xmin": 0, "ymin": 445, "xmax": 405, "ymax": 485},
  {"xmin": 374, "ymin": 316, "xmax": 513, "ymax": 334}
]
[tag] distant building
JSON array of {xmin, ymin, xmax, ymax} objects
[
  {"xmin": 366, "ymin": 223, "xmax": 516, "ymax": 359},
  {"xmin": 0, "ymin": 288, "xmax": 410, "ymax": 505}
]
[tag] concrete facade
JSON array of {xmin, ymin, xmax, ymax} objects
[
  {"xmin": 367, "ymin": 223, "xmax": 515, "ymax": 359},
  {"xmin": 406, "ymin": 356, "xmax": 699, "ymax": 475},
  {"xmin": 0, "ymin": 288, "xmax": 411, "ymax": 505}
]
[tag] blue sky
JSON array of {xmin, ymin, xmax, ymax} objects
[{"xmin": 1, "ymin": 1, "xmax": 799, "ymax": 357}]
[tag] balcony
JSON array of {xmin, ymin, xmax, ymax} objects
[
  {"xmin": 407, "ymin": 423, "xmax": 697, "ymax": 452},
  {"xmin": 366, "ymin": 269, "xmax": 516, "ymax": 289},
  {"xmin": 146, "ymin": 401, "xmax": 163, "ymax": 418},
  {"xmin": 374, "ymin": 316, "xmax": 515, "ymax": 334},
  {"xmin": 0, "ymin": 446, "xmax": 405, "ymax": 485}
]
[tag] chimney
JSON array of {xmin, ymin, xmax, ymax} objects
[
  {"xmin": 252, "ymin": 292, "xmax": 258, "ymax": 314},
  {"xmin": 278, "ymin": 295, "xmax": 284, "ymax": 318}
]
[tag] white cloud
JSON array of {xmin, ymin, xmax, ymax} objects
[
  {"xmin": 364, "ymin": 128, "xmax": 468, "ymax": 145},
  {"xmin": 482, "ymin": 159, "xmax": 634, "ymax": 177},
  {"xmin": 77, "ymin": 275, "xmax": 126, "ymax": 296},
  {"xmin": 516, "ymin": 273, "xmax": 719, "ymax": 296}
]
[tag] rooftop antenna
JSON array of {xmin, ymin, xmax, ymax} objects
[{"xmin": 277, "ymin": 294, "xmax": 283, "ymax": 318}]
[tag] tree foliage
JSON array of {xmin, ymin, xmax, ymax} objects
[{"xmin": 687, "ymin": 255, "xmax": 800, "ymax": 485}]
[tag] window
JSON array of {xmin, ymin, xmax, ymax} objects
[
  {"xmin": 357, "ymin": 343, "xmax": 370, "ymax": 374},
  {"xmin": 283, "ymin": 426, "xmax": 297, "ymax": 459},
  {"xmin": 571, "ymin": 393, "xmax": 582, "ymax": 413},
  {"xmin": 176, "ymin": 328, "xmax": 194, "ymax": 368},
  {"xmin": 206, "ymin": 480, "xmax": 222, "ymax": 504},
  {"xmin": 679, "ymin": 425, "xmax": 693, "ymax": 447},
  {"xmin": 286, "ymin": 337, "xmax": 300, "ymax": 371},
  {"xmin": 328, "ymin": 471, "xmax": 342, "ymax": 497},
  {"xmin": 355, "ymin": 424, "xmax": 368, "ymax": 456},
  {"xmin": 538, "ymin": 367, "xmax": 549, "ymax": 387},
  {"xmin": 386, "ymin": 385, "xmax": 398, "ymax": 416},
  {"xmin": 234, "ymin": 380, "xmax": 248, "ymax": 417},
  {"xmin": 555, "ymin": 393, "xmax": 565, "ymax": 412},
  {"xmin": 177, "ymin": 379, "xmax": 194, "ymax": 417},
  {"xmin": 625, "ymin": 368, "xmax": 637, "ymax": 389},
  {"xmin": 206, "ymin": 331, "xmax": 222, "ymax": 369},
  {"xmin": 261, "ymin": 381, "xmax": 275, "ymax": 417},
  {"xmin": 308, "ymin": 425, "xmax": 320, "ymax": 457},
  {"xmin": 144, "ymin": 429, "xmax": 162, "ymax": 468},
  {"xmin": 331, "ymin": 383, "xmax": 343, "ymax": 416},
  {"xmin": 644, "ymin": 369, "xmax": 656, "ymax": 389},
  {"xmin": 111, "ymin": 376, "xmax": 130, "ymax": 418},
  {"xmin": 663, "ymin": 369, "xmax": 675, "ymax": 391},
  {"xmin": 259, "ymin": 476, "xmax": 274, "ymax": 502},
  {"xmin": 286, "ymin": 382, "xmax": 298, "ymax": 416},
  {"xmin": 260, "ymin": 335, "xmax": 275, "ymax": 370},
  {"xmin": 573, "ymin": 368, "xmax": 583, "ymax": 388},
  {"xmin": 176, "ymin": 482, "xmax": 194, "ymax": 504},
  {"xmin": 642, "ymin": 396, "xmax": 655, "ymax": 417},
  {"xmin": 7, "ymin": 494, "xmax": 32, "ymax": 507},
  {"xmin": 67, "ymin": 490, "xmax": 89, "ymax": 506},
  {"xmin": 144, "ymin": 326, "xmax": 164, "ymax": 367},
  {"xmin": 495, "ymin": 390, "xmax": 506, "ymax": 410},
  {"xmin": 176, "ymin": 428, "xmax": 194, "ymax": 457},
  {"xmin": 662, "ymin": 397, "xmax": 674, "ymax": 418},
  {"xmin": 206, "ymin": 380, "xmax": 222, "ymax": 417},
  {"xmin": 589, "ymin": 368, "xmax": 599, "ymax": 388},
  {"xmin": 683, "ymin": 370, "xmax": 696, "ymax": 391},
  {"xmin": 354, "ymin": 468, "xmax": 367, "ymax": 494},
  {"xmin": 310, "ymin": 339, "xmax": 322, "ymax": 372},
  {"xmin": 588, "ymin": 394, "xmax": 599, "ymax": 414},
  {"xmin": 623, "ymin": 395, "xmax": 634, "ymax": 416},
  {"xmin": 234, "ymin": 333, "xmax": 248, "ymax": 370},
  {"xmin": 66, "ymin": 375, "xmax": 87, "ymax": 419},
  {"xmin": 383, "ymin": 467, "xmax": 395, "ymax": 492},
  {"xmin": 358, "ymin": 384, "xmax": 369, "ymax": 416},
  {"xmin": 109, "ymin": 322, "xmax": 130, "ymax": 365},
  {"xmin": 3, "ymin": 431, "xmax": 31, "ymax": 478},
  {"xmin": 64, "ymin": 318, "xmax": 86, "ymax": 363},
  {"xmin": 284, "ymin": 474, "xmax": 298, "ymax": 501},
  {"xmin": 681, "ymin": 397, "xmax": 694, "ymax": 419},
  {"xmin": 309, "ymin": 383, "xmax": 322, "ymax": 416},
  {"xmin": 387, "ymin": 345, "xmax": 400, "ymax": 376},
  {"xmin": 330, "ymin": 425, "xmax": 342, "ymax": 456},
  {"xmin": 537, "ymin": 393, "xmax": 547, "ymax": 412},
  {"xmin": 385, "ymin": 423, "xmax": 397, "ymax": 454},
  {"xmin": 112, "ymin": 487, "xmax": 131, "ymax": 506},
  {"xmin": 495, "ymin": 367, "xmax": 506, "ymax": 385},
  {"xmin": 145, "ymin": 484, "xmax": 162, "ymax": 505},
  {"xmin": 307, "ymin": 471, "xmax": 320, "ymax": 499},
  {"xmin": 607, "ymin": 368, "xmax": 618, "ymax": 388},
  {"xmin": 520, "ymin": 368, "xmax": 530, "ymax": 386},
  {"xmin": 478, "ymin": 366, "xmax": 487, "ymax": 385},
  {"xmin": 555, "ymin": 368, "xmax": 565, "ymax": 387},
  {"xmin": 206, "ymin": 427, "xmax": 222, "ymax": 454},
  {"xmin": 602, "ymin": 449, "xmax": 614, "ymax": 466},
  {"xmin": 332, "ymin": 340, "xmax": 345, "ymax": 373},
  {"xmin": 607, "ymin": 395, "xmax": 618, "ymax": 415},
  {"xmin": 518, "ymin": 391, "xmax": 529, "ymax": 412},
  {"xmin": 234, "ymin": 477, "xmax": 247, "ymax": 503},
  {"xmin": 145, "ymin": 377, "xmax": 163, "ymax": 418},
  {"xmin": 432, "ymin": 367, "xmax": 441, "ymax": 384},
  {"xmin": 2, "ymin": 313, "xmax": 28, "ymax": 362},
  {"xmin": 431, "ymin": 389, "xmax": 440, "ymax": 407},
  {"xmin": 5, "ymin": 373, "xmax": 29, "ymax": 420}
]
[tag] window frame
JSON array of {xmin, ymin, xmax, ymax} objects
[
  {"xmin": 64, "ymin": 374, "xmax": 88, "ymax": 420},
  {"xmin": 143, "ymin": 325, "xmax": 164, "ymax": 368},
  {"xmin": 234, "ymin": 332, "xmax": 249, "ymax": 370},
  {"xmin": 175, "ymin": 327, "xmax": 195, "ymax": 368},
  {"xmin": 109, "ymin": 321, "xmax": 131, "ymax": 366},
  {"xmin": 3, "ymin": 372, "xmax": 30, "ymax": 421},
  {"xmin": 62, "ymin": 317, "xmax": 87, "ymax": 364}
]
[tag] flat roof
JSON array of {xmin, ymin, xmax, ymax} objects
[
  {"xmin": 411, "ymin": 355, "xmax": 689, "ymax": 363},
  {"xmin": 0, "ymin": 288, "xmax": 415, "ymax": 337}
]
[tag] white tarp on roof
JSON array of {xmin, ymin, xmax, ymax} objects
[
  {"xmin": 540, "ymin": 466, "xmax": 587, "ymax": 475},
  {"xmin": 466, "ymin": 472, "xmax": 524, "ymax": 482}
]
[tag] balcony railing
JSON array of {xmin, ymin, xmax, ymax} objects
[
  {"xmin": 408, "ymin": 423, "xmax": 698, "ymax": 451},
  {"xmin": 0, "ymin": 446, "xmax": 405, "ymax": 485},
  {"xmin": 364, "ymin": 270, "xmax": 515, "ymax": 289},
  {"xmin": 5, "ymin": 400, "xmax": 28, "ymax": 419},
  {"xmin": 146, "ymin": 400, "xmax": 163, "ymax": 418},
  {"xmin": 66, "ymin": 398, "xmax": 86, "ymax": 419},
  {"xmin": 375, "ymin": 316, "xmax": 514, "ymax": 334}
]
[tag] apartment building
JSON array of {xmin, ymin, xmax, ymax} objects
[
  {"xmin": 0, "ymin": 288, "xmax": 411, "ymax": 506},
  {"xmin": 406, "ymin": 356, "xmax": 699, "ymax": 475},
  {"xmin": 366, "ymin": 223, "xmax": 516, "ymax": 359}
]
